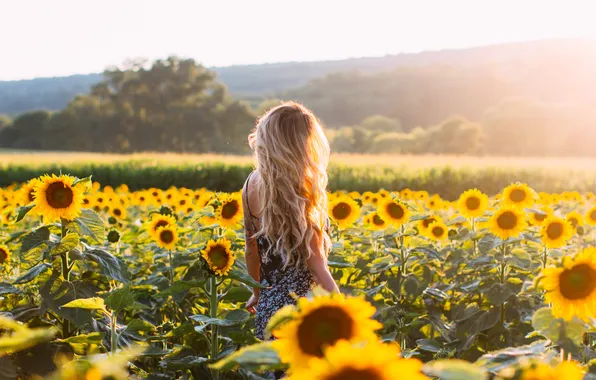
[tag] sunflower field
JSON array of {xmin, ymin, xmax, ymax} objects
[{"xmin": 1, "ymin": 174, "xmax": 596, "ymax": 380}]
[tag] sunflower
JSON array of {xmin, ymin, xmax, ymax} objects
[
  {"xmin": 154, "ymin": 226, "xmax": 179, "ymax": 250},
  {"xmin": 425, "ymin": 220, "xmax": 449, "ymax": 242},
  {"xmin": 364, "ymin": 212, "xmax": 387, "ymax": 231},
  {"xmin": 488, "ymin": 207, "xmax": 527, "ymax": 240},
  {"xmin": 528, "ymin": 206, "xmax": 552, "ymax": 226},
  {"xmin": 109, "ymin": 205, "xmax": 127, "ymax": 220},
  {"xmin": 348, "ymin": 191, "xmax": 361, "ymax": 200},
  {"xmin": 32, "ymin": 174, "xmax": 85, "ymax": 221},
  {"xmin": 519, "ymin": 361, "xmax": 585, "ymax": 380},
  {"xmin": 417, "ymin": 215, "xmax": 441, "ymax": 235},
  {"xmin": 18, "ymin": 178, "xmax": 40, "ymax": 206},
  {"xmin": 400, "ymin": 188, "xmax": 413, "ymax": 200},
  {"xmin": 585, "ymin": 206, "xmax": 596, "ymax": 226},
  {"xmin": 425, "ymin": 194, "xmax": 443, "ymax": 211},
  {"xmin": 540, "ymin": 247, "xmax": 596, "ymax": 321},
  {"xmin": 501, "ymin": 183, "xmax": 536, "ymax": 209},
  {"xmin": 457, "ymin": 188, "xmax": 489, "ymax": 218},
  {"xmin": 217, "ymin": 194, "xmax": 243, "ymax": 229},
  {"xmin": 329, "ymin": 196, "xmax": 361, "ymax": 230},
  {"xmin": 0, "ymin": 244, "xmax": 11, "ymax": 266},
  {"xmin": 289, "ymin": 340, "xmax": 427, "ymax": 380},
  {"xmin": 540, "ymin": 216, "xmax": 573, "ymax": 249},
  {"xmin": 378, "ymin": 198, "xmax": 410, "ymax": 227},
  {"xmin": 147, "ymin": 214, "xmax": 177, "ymax": 240},
  {"xmin": 565, "ymin": 211, "xmax": 584, "ymax": 230},
  {"xmin": 361, "ymin": 191, "xmax": 374, "ymax": 205},
  {"xmin": 201, "ymin": 238, "xmax": 235, "ymax": 276},
  {"xmin": 272, "ymin": 294, "xmax": 382, "ymax": 370}
]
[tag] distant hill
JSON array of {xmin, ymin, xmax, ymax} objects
[{"xmin": 2, "ymin": 38, "xmax": 595, "ymax": 116}]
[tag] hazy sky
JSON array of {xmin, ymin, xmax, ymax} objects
[{"xmin": 2, "ymin": 0, "xmax": 596, "ymax": 80}]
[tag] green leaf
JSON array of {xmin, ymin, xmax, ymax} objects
[
  {"xmin": 210, "ymin": 342, "xmax": 282, "ymax": 371},
  {"xmin": 475, "ymin": 340, "xmax": 550, "ymax": 374},
  {"xmin": 0, "ymin": 316, "xmax": 57, "ymax": 356},
  {"xmin": 509, "ymin": 249, "xmax": 532, "ymax": 270},
  {"xmin": 229, "ymin": 268, "xmax": 265, "ymax": 288},
  {"xmin": 161, "ymin": 355, "xmax": 210, "ymax": 370},
  {"xmin": 222, "ymin": 286, "xmax": 252, "ymax": 302},
  {"xmin": 72, "ymin": 176, "xmax": 92, "ymax": 191},
  {"xmin": 51, "ymin": 233, "xmax": 80, "ymax": 256},
  {"xmin": 74, "ymin": 209, "xmax": 106, "ymax": 243},
  {"xmin": 123, "ymin": 319, "xmax": 157, "ymax": 337},
  {"xmin": 191, "ymin": 309, "xmax": 250, "ymax": 332},
  {"xmin": 12, "ymin": 262, "xmax": 52, "ymax": 284},
  {"xmin": 20, "ymin": 226, "xmax": 50, "ymax": 256},
  {"xmin": 105, "ymin": 285, "xmax": 135, "ymax": 314},
  {"xmin": 417, "ymin": 339, "xmax": 442, "ymax": 353},
  {"xmin": 531, "ymin": 307, "xmax": 586, "ymax": 347},
  {"xmin": 58, "ymin": 332, "xmax": 104, "ymax": 355},
  {"xmin": 83, "ymin": 248, "xmax": 129, "ymax": 283},
  {"xmin": 62, "ymin": 297, "xmax": 106, "ymax": 311},
  {"xmin": 0, "ymin": 282, "xmax": 21, "ymax": 295},
  {"xmin": 15, "ymin": 204, "xmax": 35, "ymax": 223},
  {"xmin": 264, "ymin": 304, "xmax": 297, "ymax": 339},
  {"xmin": 158, "ymin": 280, "xmax": 204, "ymax": 298},
  {"xmin": 424, "ymin": 359, "xmax": 488, "ymax": 380}
]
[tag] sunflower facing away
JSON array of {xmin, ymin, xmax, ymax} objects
[
  {"xmin": 201, "ymin": 238, "xmax": 236, "ymax": 276},
  {"xmin": 489, "ymin": 207, "xmax": 527, "ymax": 240},
  {"xmin": 0, "ymin": 244, "xmax": 11, "ymax": 266},
  {"xmin": 501, "ymin": 183, "xmax": 536, "ymax": 209},
  {"xmin": 364, "ymin": 212, "xmax": 387, "ymax": 231},
  {"xmin": 289, "ymin": 340, "xmax": 427, "ymax": 380},
  {"xmin": 217, "ymin": 194, "xmax": 243, "ymax": 228},
  {"xmin": 540, "ymin": 247, "xmax": 596, "ymax": 321},
  {"xmin": 425, "ymin": 220, "xmax": 449, "ymax": 242},
  {"xmin": 540, "ymin": 216, "xmax": 573, "ymax": 249},
  {"xmin": 585, "ymin": 206, "xmax": 596, "ymax": 226},
  {"xmin": 329, "ymin": 196, "xmax": 361, "ymax": 230},
  {"xmin": 154, "ymin": 226, "xmax": 179, "ymax": 250},
  {"xmin": 272, "ymin": 294, "xmax": 382, "ymax": 370},
  {"xmin": 377, "ymin": 198, "xmax": 410, "ymax": 228},
  {"xmin": 456, "ymin": 188, "xmax": 489, "ymax": 219},
  {"xmin": 147, "ymin": 214, "xmax": 177, "ymax": 240},
  {"xmin": 32, "ymin": 174, "xmax": 86, "ymax": 221},
  {"xmin": 519, "ymin": 361, "xmax": 585, "ymax": 380}
]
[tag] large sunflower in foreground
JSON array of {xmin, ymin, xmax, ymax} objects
[
  {"xmin": 488, "ymin": 207, "xmax": 527, "ymax": 240},
  {"xmin": 501, "ymin": 183, "xmax": 536, "ymax": 209},
  {"xmin": 519, "ymin": 361, "xmax": 585, "ymax": 380},
  {"xmin": 154, "ymin": 226, "xmax": 179, "ymax": 250},
  {"xmin": 32, "ymin": 174, "xmax": 85, "ymax": 221},
  {"xmin": 540, "ymin": 247, "xmax": 596, "ymax": 321},
  {"xmin": 289, "ymin": 340, "xmax": 427, "ymax": 380},
  {"xmin": 540, "ymin": 216, "xmax": 573, "ymax": 249},
  {"xmin": 377, "ymin": 198, "xmax": 410, "ymax": 227},
  {"xmin": 457, "ymin": 188, "xmax": 488, "ymax": 219},
  {"xmin": 147, "ymin": 214, "xmax": 177, "ymax": 240},
  {"xmin": 201, "ymin": 238, "xmax": 235, "ymax": 276},
  {"xmin": 329, "ymin": 196, "xmax": 361, "ymax": 230},
  {"xmin": 217, "ymin": 194, "xmax": 243, "ymax": 229},
  {"xmin": 272, "ymin": 294, "xmax": 382, "ymax": 370},
  {"xmin": 0, "ymin": 244, "xmax": 11, "ymax": 266}
]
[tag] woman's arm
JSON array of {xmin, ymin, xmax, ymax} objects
[
  {"xmin": 242, "ymin": 184, "xmax": 261, "ymax": 313},
  {"xmin": 307, "ymin": 231, "xmax": 339, "ymax": 293}
]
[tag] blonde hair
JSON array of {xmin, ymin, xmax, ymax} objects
[{"xmin": 248, "ymin": 101, "xmax": 331, "ymax": 268}]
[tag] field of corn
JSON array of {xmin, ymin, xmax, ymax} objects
[{"xmin": 1, "ymin": 159, "xmax": 596, "ymax": 379}]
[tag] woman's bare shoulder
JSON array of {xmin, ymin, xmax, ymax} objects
[{"xmin": 244, "ymin": 170, "xmax": 261, "ymax": 217}]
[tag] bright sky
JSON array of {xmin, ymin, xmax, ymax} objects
[{"xmin": 2, "ymin": 0, "xmax": 596, "ymax": 80}]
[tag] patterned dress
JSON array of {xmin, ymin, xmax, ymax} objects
[{"xmin": 243, "ymin": 172, "xmax": 315, "ymax": 341}]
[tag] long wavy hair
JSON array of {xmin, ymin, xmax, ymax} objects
[{"xmin": 248, "ymin": 101, "xmax": 331, "ymax": 268}]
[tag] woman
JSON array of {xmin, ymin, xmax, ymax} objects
[{"xmin": 242, "ymin": 102, "xmax": 339, "ymax": 344}]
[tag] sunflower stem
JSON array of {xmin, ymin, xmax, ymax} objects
[
  {"xmin": 110, "ymin": 311, "xmax": 118, "ymax": 356},
  {"xmin": 472, "ymin": 217, "xmax": 477, "ymax": 256},
  {"xmin": 60, "ymin": 218, "xmax": 72, "ymax": 338},
  {"xmin": 542, "ymin": 246, "xmax": 548, "ymax": 269},
  {"xmin": 168, "ymin": 250, "xmax": 174, "ymax": 285},
  {"xmin": 210, "ymin": 275, "xmax": 219, "ymax": 380}
]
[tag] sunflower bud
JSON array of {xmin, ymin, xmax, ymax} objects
[{"xmin": 107, "ymin": 230, "xmax": 121, "ymax": 243}]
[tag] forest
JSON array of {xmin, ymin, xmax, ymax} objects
[{"xmin": 1, "ymin": 38, "xmax": 596, "ymax": 155}]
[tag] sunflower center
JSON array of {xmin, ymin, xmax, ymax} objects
[
  {"xmin": 221, "ymin": 200, "xmax": 240, "ymax": 220},
  {"xmin": 179, "ymin": 199, "xmax": 187, "ymax": 206},
  {"xmin": 465, "ymin": 196, "xmax": 480, "ymax": 210},
  {"xmin": 546, "ymin": 222, "xmax": 563, "ymax": 240},
  {"xmin": 568, "ymin": 217, "xmax": 579, "ymax": 228},
  {"xmin": 496, "ymin": 211, "xmax": 518, "ymax": 230},
  {"xmin": 0, "ymin": 249, "xmax": 8, "ymax": 264},
  {"xmin": 422, "ymin": 217, "xmax": 437, "ymax": 229},
  {"xmin": 46, "ymin": 182, "xmax": 74, "ymax": 209},
  {"xmin": 372, "ymin": 214, "xmax": 385, "ymax": 226},
  {"xmin": 325, "ymin": 368, "xmax": 382, "ymax": 380},
  {"xmin": 432, "ymin": 226, "xmax": 445, "ymax": 238},
  {"xmin": 155, "ymin": 220, "xmax": 169, "ymax": 230},
  {"xmin": 297, "ymin": 306, "xmax": 355, "ymax": 358},
  {"xmin": 509, "ymin": 189, "xmax": 527, "ymax": 203},
  {"xmin": 534, "ymin": 213, "xmax": 547, "ymax": 222},
  {"xmin": 160, "ymin": 230, "xmax": 174, "ymax": 244},
  {"xmin": 559, "ymin": 263, "xmax": 596, "ymax": 300},
  {"xmin": 208, "ymin": 246, "xmax": 230, "ymax": 269},
  {"xmin": 332, "ymin": 203, "xmax": 352, "ymax": 221},
  {"xmin": 386, "ymin": 203, "xmax": 404, "ymax": 219},
  {"xmin": 113, "ymin": 208, "xmax": 122, "ymax": 217}
]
